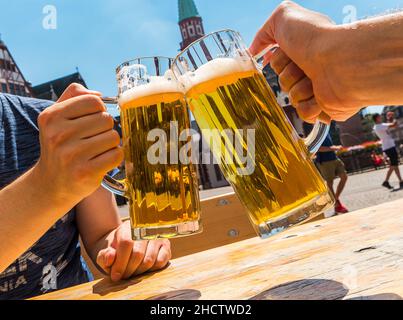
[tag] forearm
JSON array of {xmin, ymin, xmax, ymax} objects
[
  {"xmin": 76, "ymin": 187, "xmax": 121, "ymax": 267},
  {"xmin": 327, "ymin": 12, "xmax": 403, "ymax": 107},
  {"xmin": 319, "ymin": 146, "xmax": 337, "ymax": 152},
  {"xmin": 87, "ymin": 229, "xmax": 116, "ymax": 268},
  {"xmin": 0, "ymin": 165, "xmax": 79, "ymax": 273}
]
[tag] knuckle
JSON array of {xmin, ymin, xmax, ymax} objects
[
  {"xmin": 278, "ymin": 1, "xmax": 294, "ymax": 11},
  {"xmin": 142, "ymin": 256, "xmax": 155, "ymax": 268},
  {"xmin": 66, "ymin": 83, "xmax": 86, "ymax": 96},
  {"xmin": 38, "ymin": 108, "xmax": 56, "ymax": 128},
  {"xmin": 81, "ymin": 94, "xmax": 105, "ymax": 112},
  {"xmin": 109, "ymin": 147, "xmax": 125, "ymax": 167},
  {"xmin": 101, "ymin": 112, "xmax": 115, "ymax": 129},
  {"xmin": 109, "ymin": 130, "xmax": 121, "ymax": 146},
  {"xmin": 119, "ymin": 238, "xmax": 134, "ymax": 250}
]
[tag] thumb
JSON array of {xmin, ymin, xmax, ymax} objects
[
  {"xmin": 96, "ymin": 247, "xmax": 117, "ymax": 273},
  {"xmin": 57, "ymin": 83, "xmax": 101, "ymax": 103}
]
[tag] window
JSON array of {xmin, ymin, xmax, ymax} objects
[
  {"xmin": 196, "ymin": 24, "xmax": 203, "ymax": 35},
  {"xmin": 9, "ymin": 83, "xmax": 15, "ymax": 94},
  {"xmin": 188, "ymin": 24, "xmax": 195, "ymax": 37},
  {"xmin": 1, "ymin": 83, "xmax": 7, "ymax": 93},
  {"xmin": 182, "ymin": 28, "xmax": 188, "ymax": 39}
]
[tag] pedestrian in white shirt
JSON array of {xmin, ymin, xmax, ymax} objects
[{"xmin": 373, "ymin": 113, "xmax": 403, "ymax": 190}]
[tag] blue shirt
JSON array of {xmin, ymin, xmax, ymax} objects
[
  {"xmin": 316, "ymin": 135, "xmax": 337, "ymax": 164},
  {"xmin": 0, "ymin": 94, "xmax": 92, "ymax": 300}
]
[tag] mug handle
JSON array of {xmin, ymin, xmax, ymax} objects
[
  {"xmin": 101, "ymin": 97, "xmax": 127, "ymax": 197},
  {"xmin": 253, "ymin": 46, "xmax": 330, "ymax": 155}
]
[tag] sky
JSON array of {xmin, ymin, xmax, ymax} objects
[{"xmin": 1, "ymin": 0, "xmax": 403, "ymax": 113}]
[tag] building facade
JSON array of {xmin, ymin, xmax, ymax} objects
[
  {"xmin": 32, "ymin": 72, "xmax": 87, "ymax": 101},
  {"xmin": 0, "ymin": 38, "xmax": 32, "ymax": 97}
]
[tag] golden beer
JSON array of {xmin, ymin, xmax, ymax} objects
[
  {"xmin": 119, "ymin": 92, "xmax": 201, "ymax": 236},
  {"xmin": 175, "ymin": 48, "xmax": 333, "ymax": 236},
  {"xmin": 103, "ymin": 57, "xmax": 202, "ymax": 240}
]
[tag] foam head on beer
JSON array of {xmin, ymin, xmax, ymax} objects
[
  {"xmin": 118, "ymin": 68, "xmax": 184, "ymax": 107},
  {"xmin": 179, "ymin": 57, "xmax": 256, "ymax": 92}
]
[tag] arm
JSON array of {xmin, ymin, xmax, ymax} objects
[
  {"xmin": 388, "ymin": 120, "xmax": 398, "ymax": 129},
  {"xmin": 318, "ymin": 146, "xmax": 342, "ymax": 152},
  {"xmin": 76, "ymin": 187, "xmax": 171, "ymax": 282},
  {"xmin": 0, "ymin": 166, "xmax": 77, "ymax": 273},
  {"xmin": 250, "ymin": 1, "xmax": 403, "ymax": 122},
  {"xmin": 0, "ymin": 84, "xmax": 123, "ymax": 273}
]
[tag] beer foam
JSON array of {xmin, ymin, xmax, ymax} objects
[
  {"xmin": 180, "ymin": 57, "xmax": 256, "ymax": 91},
  {"xmin": 118, "ymin": 70, "xmax": 184, "ymax": 106}
]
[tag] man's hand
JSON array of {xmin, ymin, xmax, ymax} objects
[
  {"xmin": 34, "ymin": 83, "xmax": 124, "ymax": 204},
  {"xmin": 331, "ymin": 145, "xmax": 343, "ymax": 152},
  {"xmin": 96, "ymin": 221, "xmax": 172, "ymax": 282},
  {"xmin": 249, "ymin": 1, "xmax": 362, "ymax": 123},
  {"xmin": 387, "ymin": 112, "xmax": 396, "ymax": 122}
]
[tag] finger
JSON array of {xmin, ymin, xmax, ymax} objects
[
  {"xmin": 60, "ymin": 94, "xmax": 107, "ymax": 120},
  {"xmin": 57, "ymin": 83, "xmax": 101, "ymax": 103},
  {"xmin": 96, "ymin": 247, "xmax": 116, "ymax": 273},
  {"xmin": 71, "ymin": 112, "xmax": 115, "ymax": 140},
  {"xmin": 80, "ymin": 129, "xmax": 121, "ymax": 160},
  {"xmin": 110, "ymin": 226, "xmax": 134, "ymax": 282},
  {"xmin": 289, "ymin": 77, "xmax": 314, "ymax": 104},
  {"xmin": 278, "ymin": 62, "xmax": 305, "ymax": 93},
  {"xmin": 270, "ymin": 48, "xmax": 292, "ymax": 75},
  {"xmin": 295, "ymin": 97, "xmax": 322, "ymax": 124},
  {"xmin": 150, "ymin": 240, "xmax": 172, "ymax": 272},
  {"xmin": 134, "ymin": 241, "xmax": 162, "ymax": 276},
  {"xmin": 318, "ymin": 112, "xmax": 332, "ymax": 124},
  {"xmin": 122, "ymin": 241, "xmax": 148, "ymax": 280},
  {"xmin": 88, "ymin": 147, "xmax": 124, "ymax": 176},
  {"xmin": 249, "ymin": 27, "xmax": 275, "ymax": 57}
]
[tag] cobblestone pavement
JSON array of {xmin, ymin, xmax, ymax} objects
[{"xmin": 200, "ymin": 165, "xmax": 403, "ymax": 215}]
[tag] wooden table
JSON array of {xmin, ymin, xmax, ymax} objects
[{"xmin": 33, "ymin": 198, "xmax": 403, "ymax": 300}]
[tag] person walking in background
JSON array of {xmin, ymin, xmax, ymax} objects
[
  {"xmin": 316, "ymin": 134, "xmax": 349, "ymax": 215},
  {"xmin": 373, "ymin": 113, "xmax": 403, "ymax": 190}
]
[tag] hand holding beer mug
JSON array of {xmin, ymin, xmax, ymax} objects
[
  {"xmin": 172, "ymin": 30, "xmax": 334, "ymax": 238},
  {"xmin": 103, "ymin": 57, "xmax": 202, "ymax": 240}
]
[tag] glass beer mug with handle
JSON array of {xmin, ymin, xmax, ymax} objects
[
  {"xmin": 102, "ymin": 56, "xmax": 202, "ymax": 240},
  {"xmin": 172, "ymin": 30, "xmax": 334, "ymax": 238}
]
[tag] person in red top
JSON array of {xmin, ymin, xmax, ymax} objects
[{"xmin": 371, "ymin": 151, "xmax": 384, "ymax": 170}]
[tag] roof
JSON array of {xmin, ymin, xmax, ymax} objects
[
  {"xmin": 32, "ymin": 72, "xmax": 87, "ymax": 101},
  {"xmin": 178, "ymin": 0, "xmax": 200, "ymax": 22}
]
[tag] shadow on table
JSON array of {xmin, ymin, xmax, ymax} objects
[
  {"xmin": 92, "ymin": 278, "xmax": 141, "ymax": 297},
  {"xmin": 249, "ymin": 279, "xmax": 402, "ymax": 300},
  {"xmin": 347, "ymin": 293, "xmax": 402, "ymax": 300},
  {"xmin": 146, "ymin": 289, "xmax": 202, "ymax": 300},
  {"xmin": 92, "ymin": 268, "xmax": 169, "ymax": 297},
  {"xmin": 249, "ymin": 279, "xmax": 349, "ymax": 300}
]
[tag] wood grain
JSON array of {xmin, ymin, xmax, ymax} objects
[{"xmin": 32, "ymin": 198, "xmax": 403, "ymax": 300}]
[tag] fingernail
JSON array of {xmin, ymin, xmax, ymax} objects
[{"xmin": 111, "ymin": 272, "xmax": 121, "ymax": 282}]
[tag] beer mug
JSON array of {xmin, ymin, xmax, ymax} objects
[
  {"xmin": 172, "ymin": 30, "xmax": 334, "ymax": 238},
  {"xmin": 102, "ymin": 57, "xmax": 202, "ymax": 240}
]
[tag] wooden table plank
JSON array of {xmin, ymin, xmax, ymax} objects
[{"xmin": 32, "ymin": 198, "xmax": 403, "ymax": 300}]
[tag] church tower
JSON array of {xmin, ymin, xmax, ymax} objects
[
  {"xmin": 178, "ymin": 0, "xmax": 205, "ymax": 50},
  {"xmin": 0, "ymin": 37, "xmax": 32, "ymax": 96}
]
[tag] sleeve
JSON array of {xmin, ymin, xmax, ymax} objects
[{"xmin": 1, "ymin": 94, "xmax": 53, "ymax": 129}]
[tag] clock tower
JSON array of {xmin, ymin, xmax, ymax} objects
[{"xmin": 178, "ymin": 0, "xmax": 205, "ymax": 50}]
